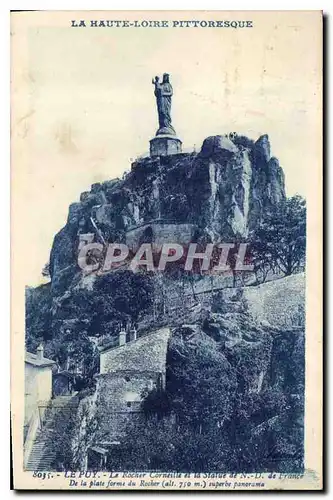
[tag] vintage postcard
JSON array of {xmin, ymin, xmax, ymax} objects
[{"xmin": 11, "ymin": 10, "xmax": 323, "ymax": 490}]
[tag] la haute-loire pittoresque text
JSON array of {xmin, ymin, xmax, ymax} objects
[{"xmin": 71, "ymin": 19, "xmax": 254, "ymax": 29}]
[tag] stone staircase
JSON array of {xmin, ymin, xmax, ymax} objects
[{"xmin": 25, "ymin": 394, "xmax": 79, "ymax": 471}]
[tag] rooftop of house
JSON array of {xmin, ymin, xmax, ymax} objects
[
  {"xmin": 25, "ymin": 349, "xmax": 56, "ymax": 368},
  {"xmin": 99, "ymin": 327, "xmax": 171, "ymax": 375}
]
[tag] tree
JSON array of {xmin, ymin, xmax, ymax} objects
[
  {"xmin": 25, "ymin": 284, "xmax": 52, "ymax": 347},
  {"xmin": 166, "ymin": 335, "xmax": 237, "ymax": 431},
  {"xmin": 86, "ymin": 270, "xmax": 154, "ymax": 338},
  {"xmin": 250, "ymin": 195, "xmax": 306, "ymax": 281},
  {"xmin": 93, "ymin": 270, "xmax": 154, "ymax": 322},
  {"xmin": 44, "ymin": 328, "xmax": 99, "ymax": 386}
]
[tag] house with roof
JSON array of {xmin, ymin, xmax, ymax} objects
[
  {"xmin": 24, "ymin": 345, "xmax": 81, "ymax": 470},
  {"xmin": 86, "ymin": 327, "xmax": 171, "ymax": 469},
  {"xmin": 24, "ymin": 345, "xmax": 56, "ymax": 430}
]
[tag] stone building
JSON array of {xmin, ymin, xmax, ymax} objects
[{"xmin": 88, "ymin": 327, "xmax": 171, "ymax": 468}]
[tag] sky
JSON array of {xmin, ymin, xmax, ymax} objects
[{"xmin": 11, "ymin": 11, "xmax": 322, "ymax": 286}]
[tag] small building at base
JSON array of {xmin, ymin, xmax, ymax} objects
[{"xmin": 89, "ymin": 327, "xmax": 171, "ymax": 469}]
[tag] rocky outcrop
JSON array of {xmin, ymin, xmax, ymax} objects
[
  {"xmin": 26, "ymin": 131, "xmax": 291, "ymax": 377},
  {"xmin": 48, "ymin": 133, "xmax": 285, "ymax": 289},
  {"xmin": 25, "ymin": 129, "xmax": 306, "ymax": 473}
]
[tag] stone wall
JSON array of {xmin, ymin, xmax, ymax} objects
[
  {"xmin": 100, "ymin": 327, "xmax": 171, "ymax": 374},
  {"xmin": 95, "ymin": 371, "xmax": 160, "ymax": 443},
  {"xmin": 242, "ymin": 273, "xmax": 305, "ymax": 328},
  {"xmin": 96, "ymin": 370, "xmax": 162, "ymax": 412},
  {"xmin": 125, "ymin": 222, "xmax": 196, "ymax": 252}
]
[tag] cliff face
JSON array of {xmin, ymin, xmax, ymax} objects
[
  {"xmin": 26, "ymin": 132, "xmax": 305, "ymax": 472},
  {"xmin": 26, "ymin": 131, "xmax": 293, "ymax": 381},
  {"xmin": 49, "ymin": 133, "xmax": 285, "ymax": 290}
]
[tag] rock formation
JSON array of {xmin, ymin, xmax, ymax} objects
[
  {"xmin": 49, "ymin": 133, "xmax": 285, "ymax": 290},
  {"xmin": 26, "ymin": 132, "xmax": 305, "ymax": 472}
]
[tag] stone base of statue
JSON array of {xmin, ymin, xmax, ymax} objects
[{"xmin": 150, "ymin": 134, "xmax": 182, "ymax": 157}]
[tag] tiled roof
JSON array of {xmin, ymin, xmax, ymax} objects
[{"xmin": 25, "ymin": 352, "xmax": 56, "ymax": 367}]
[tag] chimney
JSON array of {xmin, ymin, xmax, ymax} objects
[
  {"xmin": 119, "ymin": 329, "xmax": 126, "ymax": 347},
  {"xmin": 130, "ymin": 328, "xmax": 137, "ymax": 342},
  {"xmin": 37, "ymin": 343, "xmax": 44, "ymax": 361}
]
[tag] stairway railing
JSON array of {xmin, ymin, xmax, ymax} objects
[{"xmin": 24, "ymin": 395, "xmax": 80, "ymax": 469}]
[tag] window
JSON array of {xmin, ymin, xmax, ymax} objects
[
  {"xmin": 125, "ymin": 376, "xmax": 130, "ymax": 382},
  {"xmin": 126, "ymin": 402, "xmax": 132, "ymax": 408},
  {"xmin": 124, "ymin": 391, "xmax": 140, "ymax": 405}
]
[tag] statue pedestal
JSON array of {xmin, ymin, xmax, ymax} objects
[{"xmin": 150, "ymin": 135, "xmax": 182, "ymax": 157}]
